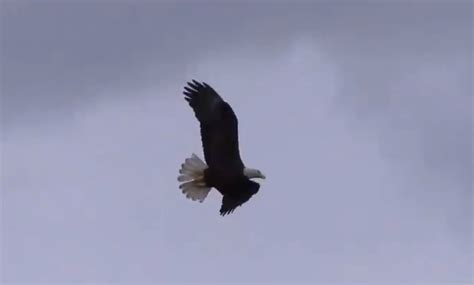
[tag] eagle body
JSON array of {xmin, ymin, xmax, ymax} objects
[
  {"xmin": 203, "ymin": 167, "xmax": 260, "ymax": 215},
  {"xmin": 177, "ymin": 80, "xmax": 265, "ymax": 216}
]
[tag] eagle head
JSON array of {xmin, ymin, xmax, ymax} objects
[{"xmin": 243, "ymin": 167, "xmax": 266, "ymax": 180}]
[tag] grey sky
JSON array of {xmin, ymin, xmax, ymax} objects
[{"xmin": 1, "ymin": 1, "xmax": 472, "ymax": 284}]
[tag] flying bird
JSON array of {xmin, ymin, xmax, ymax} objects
[{"xmin": 177, "ymin": 80, "xmax": 266, "ymax": 216}]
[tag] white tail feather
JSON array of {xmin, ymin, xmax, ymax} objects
[{"xmin": 177, "ymin": 153, "xmax": 211, "ymax": 203}]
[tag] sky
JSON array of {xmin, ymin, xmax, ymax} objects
[{"xmin": 1, "ymin": 1, "xmax": 472, "ymax": 284}]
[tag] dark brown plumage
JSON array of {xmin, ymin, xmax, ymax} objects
[{"xmin": 180, "ymin": 80, "xmax": 263, "ymax": 216}]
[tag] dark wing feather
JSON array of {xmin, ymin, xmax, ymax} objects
[
  {"xmin": 220, "ymin": 179, "xmax": 260, "ymax": 216},
  {"xmin": 183, "ymin": 80, "xmax": 244, "ymax": 174}
]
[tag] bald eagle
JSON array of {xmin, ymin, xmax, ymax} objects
[{"xmin": 177, "ymin": 80, "xmax": 266, "ymax": 216}]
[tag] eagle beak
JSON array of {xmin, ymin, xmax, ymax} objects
[{"xmin": 260, "ymin": 173, "xmax": 266, "ymax": 179}]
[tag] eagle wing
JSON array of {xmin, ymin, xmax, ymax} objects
[
  {"xmin": 219, "ymin": 179, "xmax": 260, "ymax": 216},
  {"xmin": 183, "ymin": 80, "xmax": 244, "ymax": 175}
]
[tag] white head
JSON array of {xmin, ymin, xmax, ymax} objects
[{"xmin": 243, "ymin": 167, "xmax": 266, "ymax": 180}]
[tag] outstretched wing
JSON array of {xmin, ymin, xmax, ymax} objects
[
  {"xmin": 183, "ymin": 80, "xmax": 244, "ymax": 174},
  {"xmin": 220, "ymin": 179, "xmax": 260, "ymax": 216}
]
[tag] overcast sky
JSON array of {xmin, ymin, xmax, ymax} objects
[{"xmin": 1, "ymin": 1, "xmax": 472, "ymax": 284}]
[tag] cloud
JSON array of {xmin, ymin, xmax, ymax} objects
[{"xmin": 2, "ymin": 1, "xmax": 471, "ymax": 283}]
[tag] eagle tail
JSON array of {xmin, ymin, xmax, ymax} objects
[{"xmin": 177, "ymin": 153, "xmax": 211, "ymax": 203}]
